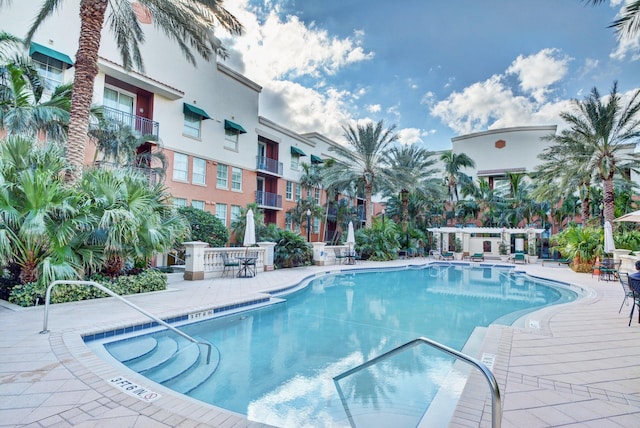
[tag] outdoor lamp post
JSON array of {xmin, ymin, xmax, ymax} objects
[
  {"xmin": 306, "ymin": 209, "xmax": 311, "ymax": 242},
  {"xmin": 382, "ymin": 209, "xmax": 385, "ymax": 225}
]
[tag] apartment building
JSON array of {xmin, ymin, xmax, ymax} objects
[{"xmin": 1, "ymin": 2, "xmax": 367, "ymax": 242}]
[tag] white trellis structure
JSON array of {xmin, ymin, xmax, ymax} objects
[{"xmin": 427, "ymin": 227, "xmax": 545, "ymax": 257}]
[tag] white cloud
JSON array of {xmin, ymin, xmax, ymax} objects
[
  {"xmin": 366, "ymin": 104, "xmax": 381, "ymax": 113},
  {"xmin": 607, "ymin": 0, "xmax": 640, "ymax": 61},
  {"xmin": 219, "ymin": 0, "xmax": 374, "ymax": 144},
  {"xmin": 431, "ymin": 49, "xmax": 579, "ymax": 135},
  {"xmin": 506, "ymin": 48, "xmax": 571, "ymax": 102},
  {"xmin": 397, "ymin": 128, "xmax": 424, "ymax": 146}
]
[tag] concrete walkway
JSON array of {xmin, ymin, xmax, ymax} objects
[{"xmin": 0, "ymin": 260, "xmax": 638, "ymax": 427}]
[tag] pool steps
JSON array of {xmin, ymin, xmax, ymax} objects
[{"xmin": 106, "ymin": 335, "xmax": 221, "ymax": 394}]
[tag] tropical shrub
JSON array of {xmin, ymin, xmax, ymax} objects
[
  {"xmin": 178, "ymin": 206, "xmax": 228, "ymax": 247},
  {"xmin": 615, "ymin": 229, "xmax": 640, "ymax": 252},
  {"xmin": 273, "ymin": 229, "xmax": 313, "ymax": 268},
  {"xmin": 357, "ymin": 218, "xmax": 400, "ymax": 261},
  {"xmin": 8, "ymin": 269, "xmax": 167, "ymax": 307},
  {"xmin": 550, "ymin": 225, "xmax": 603, "ymax": 272}
]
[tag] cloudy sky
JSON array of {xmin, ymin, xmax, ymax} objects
[{"xmin": 219, "ymin": 0, "xmax": 640, "ymax": 151}]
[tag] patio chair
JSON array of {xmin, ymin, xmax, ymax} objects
[
  {"xmin": 470, "ymin": 253, "xmax": 484, "ymax": 262},
  {"xmin": 221, "ymin": 253, "xmax": 239, "ymax": 277},
  {"xmin": 618, "ymin": 273, "xmax": 634, "ymax": 314},
  {"xmin": 513, "ymin": 253, "xmax": 526, "ymax": 264},
  {"xmin": 333, "ymin": 248, "xmax": 348, "ymax": 265},
  {"xmin": 600, "ymin": 258, "xmax": 621, "ymax": 281},
  {"xmin": 627, "ymin": 276, "xmax": 640, "ymax": 326}
]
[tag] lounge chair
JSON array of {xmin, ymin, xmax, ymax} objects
[
  {"xmin": 221, "ymin": 253, "xmax": 239, "ymax": 277},
  {"xmin": 429, "ymin": 250, "xmax": 443, "ymax": 260},
  {"xmin": 541, "ymin": 257, "xmax": 571, "ymax": 267},
  {"xmin": 470, "ymin": 253, "xmax": 484, "ymax": 262},
  {"xmin": 512, "ymin": 253, "xmax": 526, "ymax": 264},
  {"xmin": 441, "ymin": 252, "xmax": 454, "ymax": 261}
]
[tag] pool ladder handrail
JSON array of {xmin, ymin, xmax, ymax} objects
[
  {"xmin": 39, "ymin": 280, "xmax": 213, "ymax": 364},
  {"xmin": 333, "ymin": 336, "xmax": 501, "ymax": 428}
]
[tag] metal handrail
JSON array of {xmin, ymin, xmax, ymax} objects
[
  {"xmin": 40, "ymin": 280, "xmax": 212, "ymax": 364},
  {"xmin": 333, "ymin": 336, "xmax": 501, "ymax": 428}
]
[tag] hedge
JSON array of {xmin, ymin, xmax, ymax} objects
[{"xmin": 8, "ymin": 269, "xmax": 168, "ymax": 307}]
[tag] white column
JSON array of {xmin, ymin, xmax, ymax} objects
[
  {"xmin": 183, "ymin": 241, "xmax": 208, "ymax": 280},
  {"xmin": 258, "ymin": 242, "xmax": 276, "ymax": 271}
]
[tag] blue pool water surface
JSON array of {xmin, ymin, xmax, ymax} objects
[{"xmin": 98, "ymin": 265, "xmax": 579, "ymax": 427}]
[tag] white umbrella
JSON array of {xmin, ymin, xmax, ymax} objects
[
  {"xmin": 604, "ymin": 220, "xmax": 616, "ymax": 254},
  {"xmin": 243, "ymin": 209, "xmax": 256, "ymax": 250},
  {"xmin": 613, "ymin": 210, "xmax": 640, "ymax": 223},
  {"xmin": 346, "ymin": 221, "xmax": 355, "ymax": 245}
]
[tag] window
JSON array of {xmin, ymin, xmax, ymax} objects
[
  {"xmin": 173, "ymin": 153, "xmax": 188, "ymax": 182},
  {"xmin": 295, "ymin": 183, "xmax": 301, "ymax": 202},
  {"xmin": 285, "ymin": 213, "xmax": 293, "ymax": 231},
  {"xmin": 173, "ymin": 198, "xmax": 187, "ymax": 208},
  {"xmin": 291, "ymin": 153, "xmax": 300, "ymax": 170},
  {"xmin": 231, "ymin": 167, "xmax": 242, "ymax": 191},
  {"xmin": 224, "ymin": 128, "xmax": 239, "ymax": 151},
  {"xmin": 103, "ymin": 87, "xmax": 135, "ymax": 128},
  {"xmin": 286, "ymin": 181, "xmax": 293, "ymax": 200},
  {"xmin": 313, "ymin": 217, "xmax": 320, "ymax": 234},
  {"xmin": 31, "ymin": 53, "xmax": 65, "ymax": 92},
  {"xmin": 192, "ymin": 157, "xmax": 206, "ymax": 185},
  {"xmin": 216, "ymin": 203, "xmax": 227, "ymax": 225},
  {"xmin": 314, "ymin": 188, "xmax": 321, "ymax": 204},
  {"xmin": 191, "ymin": 200, "xmax": 205, "ymax": 210},
  {"xmin": 183, "ymin": 111, "xmax": 202, "ymax": 138},
  {"xmin": 231, "ymin": 205, "xmax": 241, "ymax": 223},
  {"xmin": 216, "ymin": 164, "xmax": 228, "ymax": 188}
]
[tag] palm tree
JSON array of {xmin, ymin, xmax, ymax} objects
[
  {"xmin": 325, "ymin": 120, "xmax": 399, "ymax": 228},
  {"xmin": 78, "ymin": 167, "xmax": 189, "ymax": 276},
  {"xmin": 0, "ymin": 61, "xmax": 71, "ymax": 141},
  {"xmin": 440, "ymin": 151, "xmax": 475, "ymax": 203},
  {"xmin": 546, "ymin": 82, "xmax": 640, "ymax": 224},
  {"xmin": 0, "ymin": 31, "xmax": 21, "ymax": 61},
  {"xmin": 586, "ymin": 1, "xmax": 640, "ymax": 38},
  {"xmin": 1, "ymin": 0, "xmax": 243, "ymax": 183},
  {"xmin": 0, "ymin": 136, "xmax": 88, "ymax": 285}
]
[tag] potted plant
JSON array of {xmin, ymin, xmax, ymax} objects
[
  {"xmin": 499, "ymin": 241, "xmax": 509, "ymax": 262},
  {"xmin": 453, "ymin": 237, "xmax": 463, "ymax": 260},
  {"xmin": 527, "ymin": 238, "xmax": 538, "ymax": 263}
]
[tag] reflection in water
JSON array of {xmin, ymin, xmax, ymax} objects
[{"xmin": 107, "ymin": 266, "xmax": 576, "ymax": 427}]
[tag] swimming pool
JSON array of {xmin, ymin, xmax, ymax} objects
[{"xmin": 92, "ymin": 265, "xmax": 579, "ymax": 427}]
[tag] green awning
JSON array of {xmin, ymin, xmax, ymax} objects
[
  {"xmin": 291, "ymin": 146, "xmax": 307, "ymax": 156},
  {"xmin": 29, "ymin": 42, "xmax": 74, "ymax": 66},
  {"xmin": 310, "ymin": 154, "xmax": 324, "ymax": 164},
  {"xmin": 183, "ymin": 103, "xmax": 211, "ymax": 120},
  {"xmin": 224, "ymin": 119, "xmax": 247, "ymax": 134}
]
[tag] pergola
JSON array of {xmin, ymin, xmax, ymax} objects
[{"xmin": 427, "ymin": 227, "xmax": 545, "ymax": 256}]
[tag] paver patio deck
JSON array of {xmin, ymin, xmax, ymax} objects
[{"xmin": 0, "ymin": 259, "xmax": 639, "ymax": 427}]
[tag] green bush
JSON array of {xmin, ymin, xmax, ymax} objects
[
  {"xmin": 357, "ymin": 218, "xmax": 400, "ymax": 261},
  {"xmin": 273, "ymin": 229, "xmax": 313, "ymax": 268},
  {"xmin": 178, "ymin": 206, "xmax": 229, "ymax": 247},
  {"xmin": 8, "ymin": 269, "xmax": 167, "ymax": 307}
]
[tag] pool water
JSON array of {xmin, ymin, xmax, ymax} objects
[{"xmin": 100, "ymin": 265, "xmax": 578, "ymax": 427}]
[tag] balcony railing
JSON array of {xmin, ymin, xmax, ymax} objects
[
  {"xmin": 101, "ymin": 106, "xmax": 159, "ymax": 139},
  {"xmin": 256, "ymin": 156, "xmax": 283, "ymax": 176},
  {"xmin": 256, "ymin": 191, "xmax": 282, "ymax": 209}
]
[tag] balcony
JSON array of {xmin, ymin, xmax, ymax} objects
[
  {"xmin": 256, "ymin": 156, "xmax": 283, "ymax": 176},
  {"xmin": 101, "ymin": 106, "xmax": 159, "ymax": 139},
  {"xmin": 256, "ymin": 191, "xmax": 282, "ymax": 209}
]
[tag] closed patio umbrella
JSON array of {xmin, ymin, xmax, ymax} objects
[
  {"xmin": 604, "ymin": 221, "xmax": 616, "ymax": 254},
  {"xmin": 346, "ymin": 221, "xmax": 355, "ymax": 258},
  {"xmin": 243, "ymin": 209, "xmax": 256, "ymax": 251}
]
